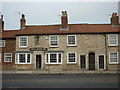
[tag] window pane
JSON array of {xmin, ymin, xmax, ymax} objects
[
  {"xmin": 5, "ymin": 57, "xmax": 11, "ymax": 61},
  {"xmin": 50, "ymin": 36, "xmax": 58, "ymax": 46},
  {"xmin": 109, "ymin": 35, "xmax": 117, "ymax": 45},
  {"xmin": 16, "ymin": 54, "xmax": 18, "ymax": 63},
  {"xmin": 51, "ymin": 41, "xmax": 58, "ymax": 45},
  {"xmin": 19, "ymin": 54, "xmax": 26, "ymax": 63},
  {"xmin": 68, "ymin": 36, "xmax": 75, "ymax": 45},
  {"xmin": 46, "ymin": 54, "xmax": 49, "ymax": 63},
  {"xmin": 50, "ymin": 54, "xmax": 57, "ymax": 63},
  {"xmin": 27, "ymin": 54, "xmax": 30, "ymax": 63},
  {"xmin": 20, "ymin": 37, "xmax": 27, "ymax": 46},
  {"xmin": 110, "ymin": 53, "xmax": 118, "ymax": 63},
  {"xmin": 0, "ymin": 40, "xmax": 5, "ymax": 47},
  {"xmin": 58, "ymin": 54, "xmax": 61, "ymax": 63},
  {"xmin": 68, "ymin": 53, "xmax": 76, "ymax": 62},
  {"xmin": 5, "ymin": 53, "xmax": 12, "ymax": 62}
]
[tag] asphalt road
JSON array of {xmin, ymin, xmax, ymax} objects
[{"xmin": 2, "ymin": 74, "xmax": 120, "ymax": 88}]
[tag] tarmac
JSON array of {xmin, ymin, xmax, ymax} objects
[{"xmin": 1, "ymin": 69, "xmax": 120, "ymax": 74}]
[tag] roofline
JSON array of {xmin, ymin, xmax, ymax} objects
[
  {"xmin": 0, "ymin": 38, "xmax": 16, "ymax": 39},
  {"xmin": 26, "ymin": 23, "xmax": 120, "ymax": 26},
  {"xmin": 16, "ymin": 32, "xmax": 120, "ymax": 36}
]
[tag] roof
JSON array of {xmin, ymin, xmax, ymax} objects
[
  {"xmin": 0, "ymin": 24, "xmax": 120, "ymax": 38},
  {"xmin": 16, "ymin": 24, "xmax": 119, "ymax": 35},
  {"xmin": 0, "ymin": 30, "xmax": 19, "ymax": 38}
]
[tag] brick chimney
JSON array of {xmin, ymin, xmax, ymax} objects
[
  {"xmin": 20, "ymin": 14, "xmax": 26, "ymax": 29},
  {"xmin": 0, "ymin": 15, "xmax": 4, "ymax": 32},
  {"xmin": 61, "ymin": 11, "xmax": 68, "ymax": 29},
  {"xmin": 111, "ymin": 13, "xmax": 119, "ymax": 25}
]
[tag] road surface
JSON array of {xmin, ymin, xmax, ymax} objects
[{"xmin": 2, "ymin": 74, "xmax": 119, "ymax": 88}]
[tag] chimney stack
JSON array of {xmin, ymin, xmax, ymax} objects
[
  {"xmin": 0, "ymin": 15, "xmax": 4, "ymax": 32},
  {"xmin": 111, "ymin": 13, "xmax": 119, "ymax": 25},
  {"xmin": 20, "ymin": 14, "xmax": 26, "ymax": 29},
  {"xmin": 61, "ymin": 11, "xmax": 68, "ymax": 29}
]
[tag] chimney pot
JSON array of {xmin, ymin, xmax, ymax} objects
[{"xmin": 22, "ymin": 14, "xmax": 25, "ymax": 18}]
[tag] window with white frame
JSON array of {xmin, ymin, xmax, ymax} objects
[
  {"xmin": 46, "ymin": 53, "xmax": 62, "ymax": 64},
  {"xmin": 19, "ymin": 36, "xmax": 28, "ymax": 47},
  {"xmin": 0, "ymin": 40, "xmax": 5, "ymax": 47},
  {"xmin": 49, "ymin": 36, "xmax": 59, "ymax": 47},
  {"xmin": 108, "ymin": 34, "xmax": 118, "ymax": 46},
  {"xmin": 109, "ymin": 52, "xmax": 118, "ymax": 64},
  {"xmin": 4, "ymin": 53, "xmax": 12, "ymax": 62},
  {"xmin": 67, "ymin": 35, "xmax": 76, "ymax": 46},
  {"xmin": 15, "ymin": 53, "xmax": 31, "ymax": 64},
  {"xmin": 67, "ymin": 52, "xmax": 77, "ymax": 63}
]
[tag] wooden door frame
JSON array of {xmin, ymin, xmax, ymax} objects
[
  {"xmin": 79, "ymin": 54, "xmax": 86, "ymax": 69},
  {"xmin": 98, "ymin": 54, "xmax": 106, "ymax": 70},
  {"xmin": 35, "ymin": 54, "xmax": 43, "ymax": 69},
  {"xmin": 88, "ymin": 52, "xmax": 95, "ymax": 70}
]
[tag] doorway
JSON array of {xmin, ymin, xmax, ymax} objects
[
  {"xmin": 80, "ymin": 55, "xmax": 86, "ymax": 69},
  {"xmin": 89, "ymin": 52, "xmax": 95, "ymax": 70},
  {"xmin": 36, "ymin": 55, "xmax": 42, "ymax": 69},
  {"xmin": 98, "ymin": 55, "xmax": 104, "ymax": 69}
]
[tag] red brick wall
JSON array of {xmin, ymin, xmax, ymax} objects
[{"xmin": 2, "ymin": 39, "xmax": 16, "ymax": 70}]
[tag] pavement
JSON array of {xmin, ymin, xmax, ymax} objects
[{"xmin": 1, "ymin": 69, "xmax": 120, "ymax": 74}]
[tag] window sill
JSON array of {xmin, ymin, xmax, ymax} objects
[
  {"xmin": 109, "ymin": 62, "xmax": 119, "ymax": 64},
  {"xmin": 15, "ymin": 63, "xmax": 31, "ymax": 64},
  {"xmin": 45, "ymin": 63, "xmax": 62, "ymax": 65},
  {"xmin": 49, "ymin": 46, "xmax": 59, "ymax": 48},
  {"xmin": 67, "ymin": 63, "xmax": 77, "ymax": 64},
  {"xmin": 67, "ymin": 45, "xmax": 77, "ymax": 47},
  {"xmin": 19, "ymin": 46, "xmax": 28, "ymax": 49},
  {"xmin": 108, "ymin": 45, "xmax": 118, "ymax": 47},
  {"xmin": 4, "ymin": 61, "xmax": 12, "ymax": 63}
]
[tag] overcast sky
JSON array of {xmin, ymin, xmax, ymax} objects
[{"xmin": 0, "ymin": 0, "xmax": 119, "ymax": 30}]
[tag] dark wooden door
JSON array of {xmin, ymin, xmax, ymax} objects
[
  {"xmin": 89, "ymin": 53, "xmax": 95, "ymax": 70},
  {"xmin": 99, "ymin": 55, "xmax": 104, "ymax": 69},
  {"xmin": 36, "ymin": 55, "xmax": 41, "ymax": 68},
  {"xmin": 80, "ymin": 55, "xmax": 86, "ymax": 69}
]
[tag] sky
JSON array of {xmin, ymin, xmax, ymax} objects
[{"xmin": 0, "ymin": 0, "xmax": 119, "ymax": 30}]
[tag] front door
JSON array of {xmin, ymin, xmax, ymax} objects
[
  {"xmin": 80, "ymin": 55, "xmax": 86, "ymax": 69},
  {"xmin": 36, "ymin": 55, "xmax": 42, "ymax": 68},
  {"xmin": 89, "ymin": 52, "xmax": 95, "ymax": 70},
  {"xmin": 99, "ymin": 55, "xmax": 104, "ymax": 69}
]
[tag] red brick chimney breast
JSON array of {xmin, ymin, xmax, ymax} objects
[
  {"xmin": 111, "ymin": 13, "xmax": 119, "ymax": 25},
  {"xmin": 61, "ymin": 11, "xmax": 68, "ymax": 29}
]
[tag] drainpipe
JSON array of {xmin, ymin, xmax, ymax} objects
[{"xmin": 104, "ymin": 34, "xmax": 108, "ymax": 70}]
